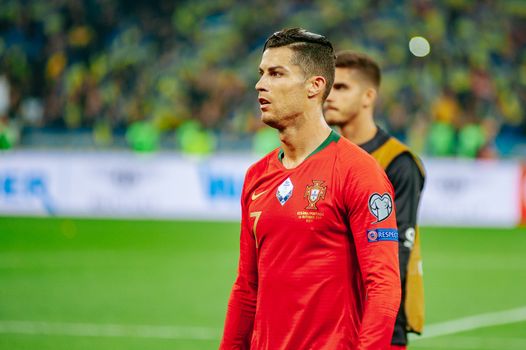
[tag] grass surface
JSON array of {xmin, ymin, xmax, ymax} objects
[{"xmin": 0, "ymin": 217, "xmax": 525, "ymax": 349}]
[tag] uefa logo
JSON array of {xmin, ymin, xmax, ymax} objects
[{"xmin": 367, "ymin": 230, "xmax": 378, "ymax": 242}]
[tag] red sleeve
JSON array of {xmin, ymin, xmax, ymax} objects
[
  {"xmin": 219, "ymin": 171, "xmax": 258, "ymax": 349},
  {"xmin": 346, "ymin": 158, "xmax": 401, "ymax": 350}
]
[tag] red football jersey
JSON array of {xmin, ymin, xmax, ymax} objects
[{"xmin": 220, "ymin": 132, "xmax": 401, "ymax": 350}]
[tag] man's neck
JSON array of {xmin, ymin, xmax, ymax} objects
[
  {"xmin": 279, "ymin": 112, "xmax": 332, "ymax": 169},
  {"xmin": 340, "ymin": 112, "xmax": 377, "ymax": 146}
]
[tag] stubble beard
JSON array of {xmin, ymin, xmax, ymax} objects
[
  {"xmin": 324, "ymin": 111, "xmax": 344, "ymax": 127},
  {"xmin": 326, "ymin": 109, "xmax": 357, "ymax": 128},
  {"xmin": 261, "ymin": 112, "xmax": 281, "ymax": 129},
  {"xmin": 261, "ymin": 109, "xmax": 298, "ymax": 130}
]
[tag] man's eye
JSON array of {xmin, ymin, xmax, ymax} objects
[{"xmin": 271, "ymin": 72, "xmax": 282, "ymax": 77}]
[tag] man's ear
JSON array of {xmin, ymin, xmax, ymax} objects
[
  {"xmin": 307, "ymin": 76, "xmax": 327, "ymax": 99},
  {"xmin": 363, "ymin": 87, "xmax": 377, "ymax": 108}
]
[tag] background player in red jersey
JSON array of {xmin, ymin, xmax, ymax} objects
[
  {"xmin": 220, "ymin": 28, "xmax": 401, "ymax": 350},
  {"xmin": 324, "ymin": 51, "xmax": 426, "ymax": 350}
]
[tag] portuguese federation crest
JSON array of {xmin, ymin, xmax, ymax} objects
[{"xmin": 304, "ymin": 180, "xmax": 326, "ymax": 210}]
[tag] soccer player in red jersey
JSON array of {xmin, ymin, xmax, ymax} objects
[
  {"xmin": 220, "ymin": 28, "xmax": 401, "ymax": 350},
  {"xmin": 324, "ymin": 51, "xmax": 426, "ymax": 350}
]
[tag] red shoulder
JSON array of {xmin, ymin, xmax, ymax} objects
[{"xmin": 335, "ymin": 137, "xmax": 384, "ymax": 173}]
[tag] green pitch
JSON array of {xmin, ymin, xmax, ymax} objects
[{"xmin": 0, "ymin": 217, "xmax": 525, "ymax": 350}]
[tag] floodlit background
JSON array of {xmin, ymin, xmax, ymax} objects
[{"xmin": 0, "ymin": 1, "xmax": 525, "ymax": 349}]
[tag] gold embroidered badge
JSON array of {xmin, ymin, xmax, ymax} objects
[{"xmin": 304, "ymin": 180, "xmax": 327, "ymax": 210}]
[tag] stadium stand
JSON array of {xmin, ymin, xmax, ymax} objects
[{"xmin": 0, "ymin": 0, "xmax": 524, "ymax": 157}]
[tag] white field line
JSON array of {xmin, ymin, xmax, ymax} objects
[
  {"xmin": 415, "ymin": 336, "xmax": 526, "ymax": 350},
  {"xmin": 0, "ymin": 321, "xmax": 220, "ymax": 340},
  {"xmin": 0, "ymin": 306, "xmax": 525, "ymax": 341},
  {"xmin": 411, "ymin": 306, "xmax": 526, "ymax": 341}
]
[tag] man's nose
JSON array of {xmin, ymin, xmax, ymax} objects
[
  {"xmin": 325, "ymin": 90, "xmax": 335, "ymax": 102},
  {"xmin": 255, "ymin": 76, "xmax": 266, "ymax": 91}
]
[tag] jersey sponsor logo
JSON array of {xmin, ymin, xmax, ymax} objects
[
  {"xmin": 251, "ymin": 190, "xmax": 267, "ymax": 201},
  {"xmin": 304, "ymin": 180, "xmax": 326, "ymax": 210},
  {"xmin": 276, "ymin": 177, "xmax": 293, "ymax": 206},
  {"xmin": 367, "ymin": 228, "xmax": 398, "ymax": 242},
  {"xmin": 368, "ymin": 192, "xmax": 393, "ymax": 222}
]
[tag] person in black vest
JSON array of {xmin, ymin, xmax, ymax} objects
[{"xmin": 324, "ymin": 50, "xmax": 426, "ymax": 350}]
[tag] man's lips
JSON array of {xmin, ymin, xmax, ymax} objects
[
  {"xmin": 259, "ymin": 97, "xmax": 270, "ymax": 104},
  {"xmin": 259, "ymin": 97, "xmax": 271, "ymax": 111}
]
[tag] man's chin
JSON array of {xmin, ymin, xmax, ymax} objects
[
  {"xmin": 261, "ymin": 114, "xmax": 281, "ymax": 129},
  {"xmin": 324, "ymin": 115, "xmax": 346, "ymax": 127}
]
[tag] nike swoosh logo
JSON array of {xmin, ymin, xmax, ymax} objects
[{"xmin": 252, "ymin": 190, "xmax": 267, "ymax": 201}]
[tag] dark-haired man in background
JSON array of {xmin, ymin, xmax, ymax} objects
[
  {"xmin": 325, "ymin": 50, "xmax": 426, "ymax": 350},
  {"xmin": 220, "ymin": 29, "xmax": 401, "ymax": 350}
]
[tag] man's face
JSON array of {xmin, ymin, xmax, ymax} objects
[
  {"xmin": 255, "ymin": 47, "xmax": 309, "ymax": 128},
  {"xmin": 324, "ymin": 68, "xmax": 368, "ymax": 127}
]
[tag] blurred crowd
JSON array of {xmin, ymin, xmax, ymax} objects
[{"xmin": 0, "ymin": 0, "xmax": 524, "ymax": 157}]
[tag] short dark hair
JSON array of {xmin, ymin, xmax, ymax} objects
[
  {"xmin": 264, "ymin": 28, "xmax": 335, "ymax": 101},
  {"xmin": 335, "ymin": 51, "xmax": 381, "ymax": 88}
]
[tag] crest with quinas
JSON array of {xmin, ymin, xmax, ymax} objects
[{"xmin": 304, "ymin": 180, "xmax": 327, "ymax": 210}]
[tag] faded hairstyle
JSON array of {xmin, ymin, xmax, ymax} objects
[{"xmin": 264, "ymin": 28, "xmax": 335, "ymax": 101}]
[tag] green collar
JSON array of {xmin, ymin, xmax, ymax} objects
[{"xmin": 278, "ymin": 130, "xmax": 340, "ymax": 163}]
